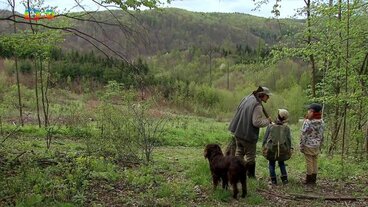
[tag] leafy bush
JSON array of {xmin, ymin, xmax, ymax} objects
[
  {"xmin": 87, "ymin": 82, "xmax": 168, "ymax": 164},
  {"xmin": 19, "ymin": 61, "xmax": 32, "ymax": 74}
]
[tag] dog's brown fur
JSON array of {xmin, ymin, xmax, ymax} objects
[{"xmin": 204, "ymin": 144, "xmax": 247, "ymax": 199}]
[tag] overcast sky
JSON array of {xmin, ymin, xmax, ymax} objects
[
  {"xmin": 166, "ymin": 0, "xmax": 305, "ymax": 18},
  {"xmin": 0, "ymin": 0, "xmax": 306, "ymax": 18}
]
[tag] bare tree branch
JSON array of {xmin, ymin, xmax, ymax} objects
[
  {"xmin": 71, "ymin": 0, "xmax": 130, "ymax": 59},
  {"xmin": 57, "ymin": 13, "xmax": 129, "ymax": 28},
  {"xmin": 90, "ymin": 0, "xmax": 151, "ymax": 52},
  {"xmin": 0, "ymin": 14, "xmax": 130, "ymax": 62},
  {"xmin": 1, "ymin": 125, "xmax": 20, "ymax": 145}
]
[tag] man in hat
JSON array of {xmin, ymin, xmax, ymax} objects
[{"xmin": 228, "ymin": 86, "xmax": 272, "ymax": 178}]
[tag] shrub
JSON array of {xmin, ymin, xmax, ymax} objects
[{"xmin": 90, "ymin": 83, "xmax": 169, "ymax": 164}]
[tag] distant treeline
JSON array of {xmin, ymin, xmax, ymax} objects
[{"xmin": 2, "ymin": 48, "xmax": 152, "ymax": 89}]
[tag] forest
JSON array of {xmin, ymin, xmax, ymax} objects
[{"xmin": 0, "ymin": 0, "xmax": 367, "ymax": 206}]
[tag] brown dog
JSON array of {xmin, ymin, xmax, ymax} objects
[{"xmin": 204, "ymin": 144, "xmax": 247, "ymax": 199}]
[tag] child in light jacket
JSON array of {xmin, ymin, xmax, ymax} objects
[{"xmin": 300, "ymin": 103, "xmax": 324, "ymax": 185}]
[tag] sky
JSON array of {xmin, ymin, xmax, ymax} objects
[
  {"xmin": 0, "ymin": 0, "xmax": 306, "ymax": 19},
  {"xmin": 166, "ymin": 0, "xmax": 305, "ymax": 18}
]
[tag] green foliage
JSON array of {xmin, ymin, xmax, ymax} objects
[
  {"xmin": 50, "ymin": 99, "xmax": 94, "ymax": 139},
  {"xmin": 0, "ymin": 83, "xmax": 34, "ymax": 115},
  {"xmin": 48, "ymin": 51, "xmax": 155, "ymax": 90},
  {"xmin": 92, "ymin": 102, "xmax": 140, "ymax": 161},
  {"xmin": 133, "ymin": 8, "xmax": 301, "ymax": 57},
  {"xmin": 264, "ymin": 85, "xmax": 308, "ymax": 123},
  {"xmin": 124, "ymin": 165, "xmax": 156, "ymax": 186},
  {"xmin": 211, "ymin": 189, "xmax": 232, "ymax": 202},
  {"xmin": 76, "ymin": 156, "xmax": 119, "ymax": 181},
  {"xmin": 194, "ymin": 85, "xmax": 220, "ymax": 108},
  {"xmin": 15, "ymin": 194, "xmax": 43, "ymax": 207},
  {"xmin": 3, "ymin": 59, "xmax": 15, "ymax": 75},
  {"xmin": 86, "ymin": 81, "xmax": 169, "ymax": 163},
  {"xmin": 2, "ymin": 119, "xmax": 368, "ymax": 206},
  {"xmin": 0, "ymin": 132, "xmax": 122, "ymax": 206},
  {"xmin": 0, "ymin": 30, "xmax": 63, "ymax": 59},
  {"xmin": 270, "ymin": 1, "xmax": 368, "ymax": 155},
  {"xmin": 186, "ymin": 159, "xmax": 210, "ymax": 186},
  {"xmin": 1, "ymin": 2, "xmax": 367, "ymax": 206},
  {"xmin": 103, "ymin": 0, "xmax": 169, "ymax": 10},
  {"xmin": 19, "ymin": 60, "xmax": 32, "ymax": 74}
]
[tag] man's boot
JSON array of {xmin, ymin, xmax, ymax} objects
[
  {"xmin": 311, "ymin": 174, "xmax": 317, "ymax": 184},
  {"xmin": 281, "ymin": 175, "xmax": 288, "ymax": 184},
  {"xmin": 303, "ymin": 174, "xmax": 312, "ymax": 185},
  {"xmin": 247, "ymin": 163, "xmax": 256, "ymax": 179}
]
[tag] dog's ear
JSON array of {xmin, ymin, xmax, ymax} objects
[
  {"xmin": 204, "ymin": 148, "xmax": 209, "ymax": 158},
  {"xmin": 204, "ymin": 144, "xmax": 213, "ymax": 158}
]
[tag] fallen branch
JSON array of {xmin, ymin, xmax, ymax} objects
[
  {"xmin": 256, "ymin": 188, "xmax": 293, "ymax": 200},
  {"xmin": 10, "ymin": 150, "xmax": 35, "ymax": 163},
  {"xmin": 289, "ymin": 193, "xmax": 368, "ymax": 201},
  {"xmin": 1, "ymin": 125, "xmax": 20, "ymax": 145},
  {"xmin": 37, "ymin": 158, "xmax": 58, "ymax": 167},
  {"xmin": 257, "ymin": 189, "xmax": 368, "ymax": 202},
  {"xmin": 12, "ymin": 151, "xmax": 27, "ymax": 161},
  {"xmin": 0, "ymin": 194, "xmax": 15, "ymax": 202}
]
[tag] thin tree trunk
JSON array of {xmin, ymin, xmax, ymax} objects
[
  {"xmin": 359, "ymin": 53, "xmax": 368, "ymax": 96},
  {"xmin": 342, "ymin": 0, "xmax": 350, "ymax": 156},
  {"xmin": 34, "ymin": 60, "xmax": 41, "ymax": 128},
  {"xmin": 365, "ymin": 124, "xmax": 368, "ymax": 157},
  {"xmin": 337, "ymin": 0, "xmax": 345, "ymax": 161},
  {"xmin": 355, "ymin": 100, "xmax": 361, "ymax": 154},
  {"xmin": 45, "ymin": 60, "xmax": 50, "ymax": 119},
  {"xmin": 306, "ymin": 0, "xmax": 317, "ymax": 98},
  {"xmin": 14, "ymin": 59, "xmax": 23, "ymax": 126},
  {"xmin": 209, "ymin": 51, "xmax": 212, "ymax": 86},
  {"xmin": 0, "ymin": 116, "xmax": 3, "ymax": 135},
  {"xmin": 27, "ymin": 0, "xmax": 41, "ymax": 128},
  {"xmin": 227, "ymin": 61, "xmax": 229, "ymax": 90},
  {"xmin": 45, "ymin": 60, "xmax": 51, "ymax": 149},
  {"xmin": 11, "ymin": 0, "xmax": 23, "ymax": 126},
  {"xmin": 26, "ymin": 0, "xmax": 35, "ymax": 33},
  {"xmin": 39, "ymin": 57, "xmax": 48, "ymax": 127},
  {"xmin": 329, "ymin": 105, "xmax": 342, "ymax": 155}
]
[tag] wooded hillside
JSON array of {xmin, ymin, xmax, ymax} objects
[{"xmin": 0, "ymin": 8, "xmax": 302, "ymax": 58}]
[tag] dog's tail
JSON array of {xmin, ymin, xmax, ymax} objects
[
  {"xmin": 235, "ymin": 157, "xmax": 248, "ymax": 173},
  {"xmin": 225, "ymin": 137, "xmax": 236, "ymax": 156}
]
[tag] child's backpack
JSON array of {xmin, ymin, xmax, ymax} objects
[{"xmin": 262, "ymin": 124, "xmax": 292, "ymax": 161}]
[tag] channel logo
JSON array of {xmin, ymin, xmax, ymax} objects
[{"xmin": 24, "ymin": 8, "xmax": 55, "ymax": 20}]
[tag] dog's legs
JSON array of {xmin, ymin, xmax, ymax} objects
[
  {"xmin": 240, "ymin": 178, "xmax": 247, "ymax": 198},
  {"xmin": 222, "ymin": 175, "xmax": 229, "ymax": 189},
  {"xmin": 231, "ymin": 181, "xmax": 239, "ymax": 199},
  {"xmin": 212, "ymin": 174, "xmax": 220, "ymax": 189}
]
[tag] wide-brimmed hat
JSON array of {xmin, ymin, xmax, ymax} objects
[{"xmin": 254, "ymin": 86, "xmax": 272, "ymax": 96}]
